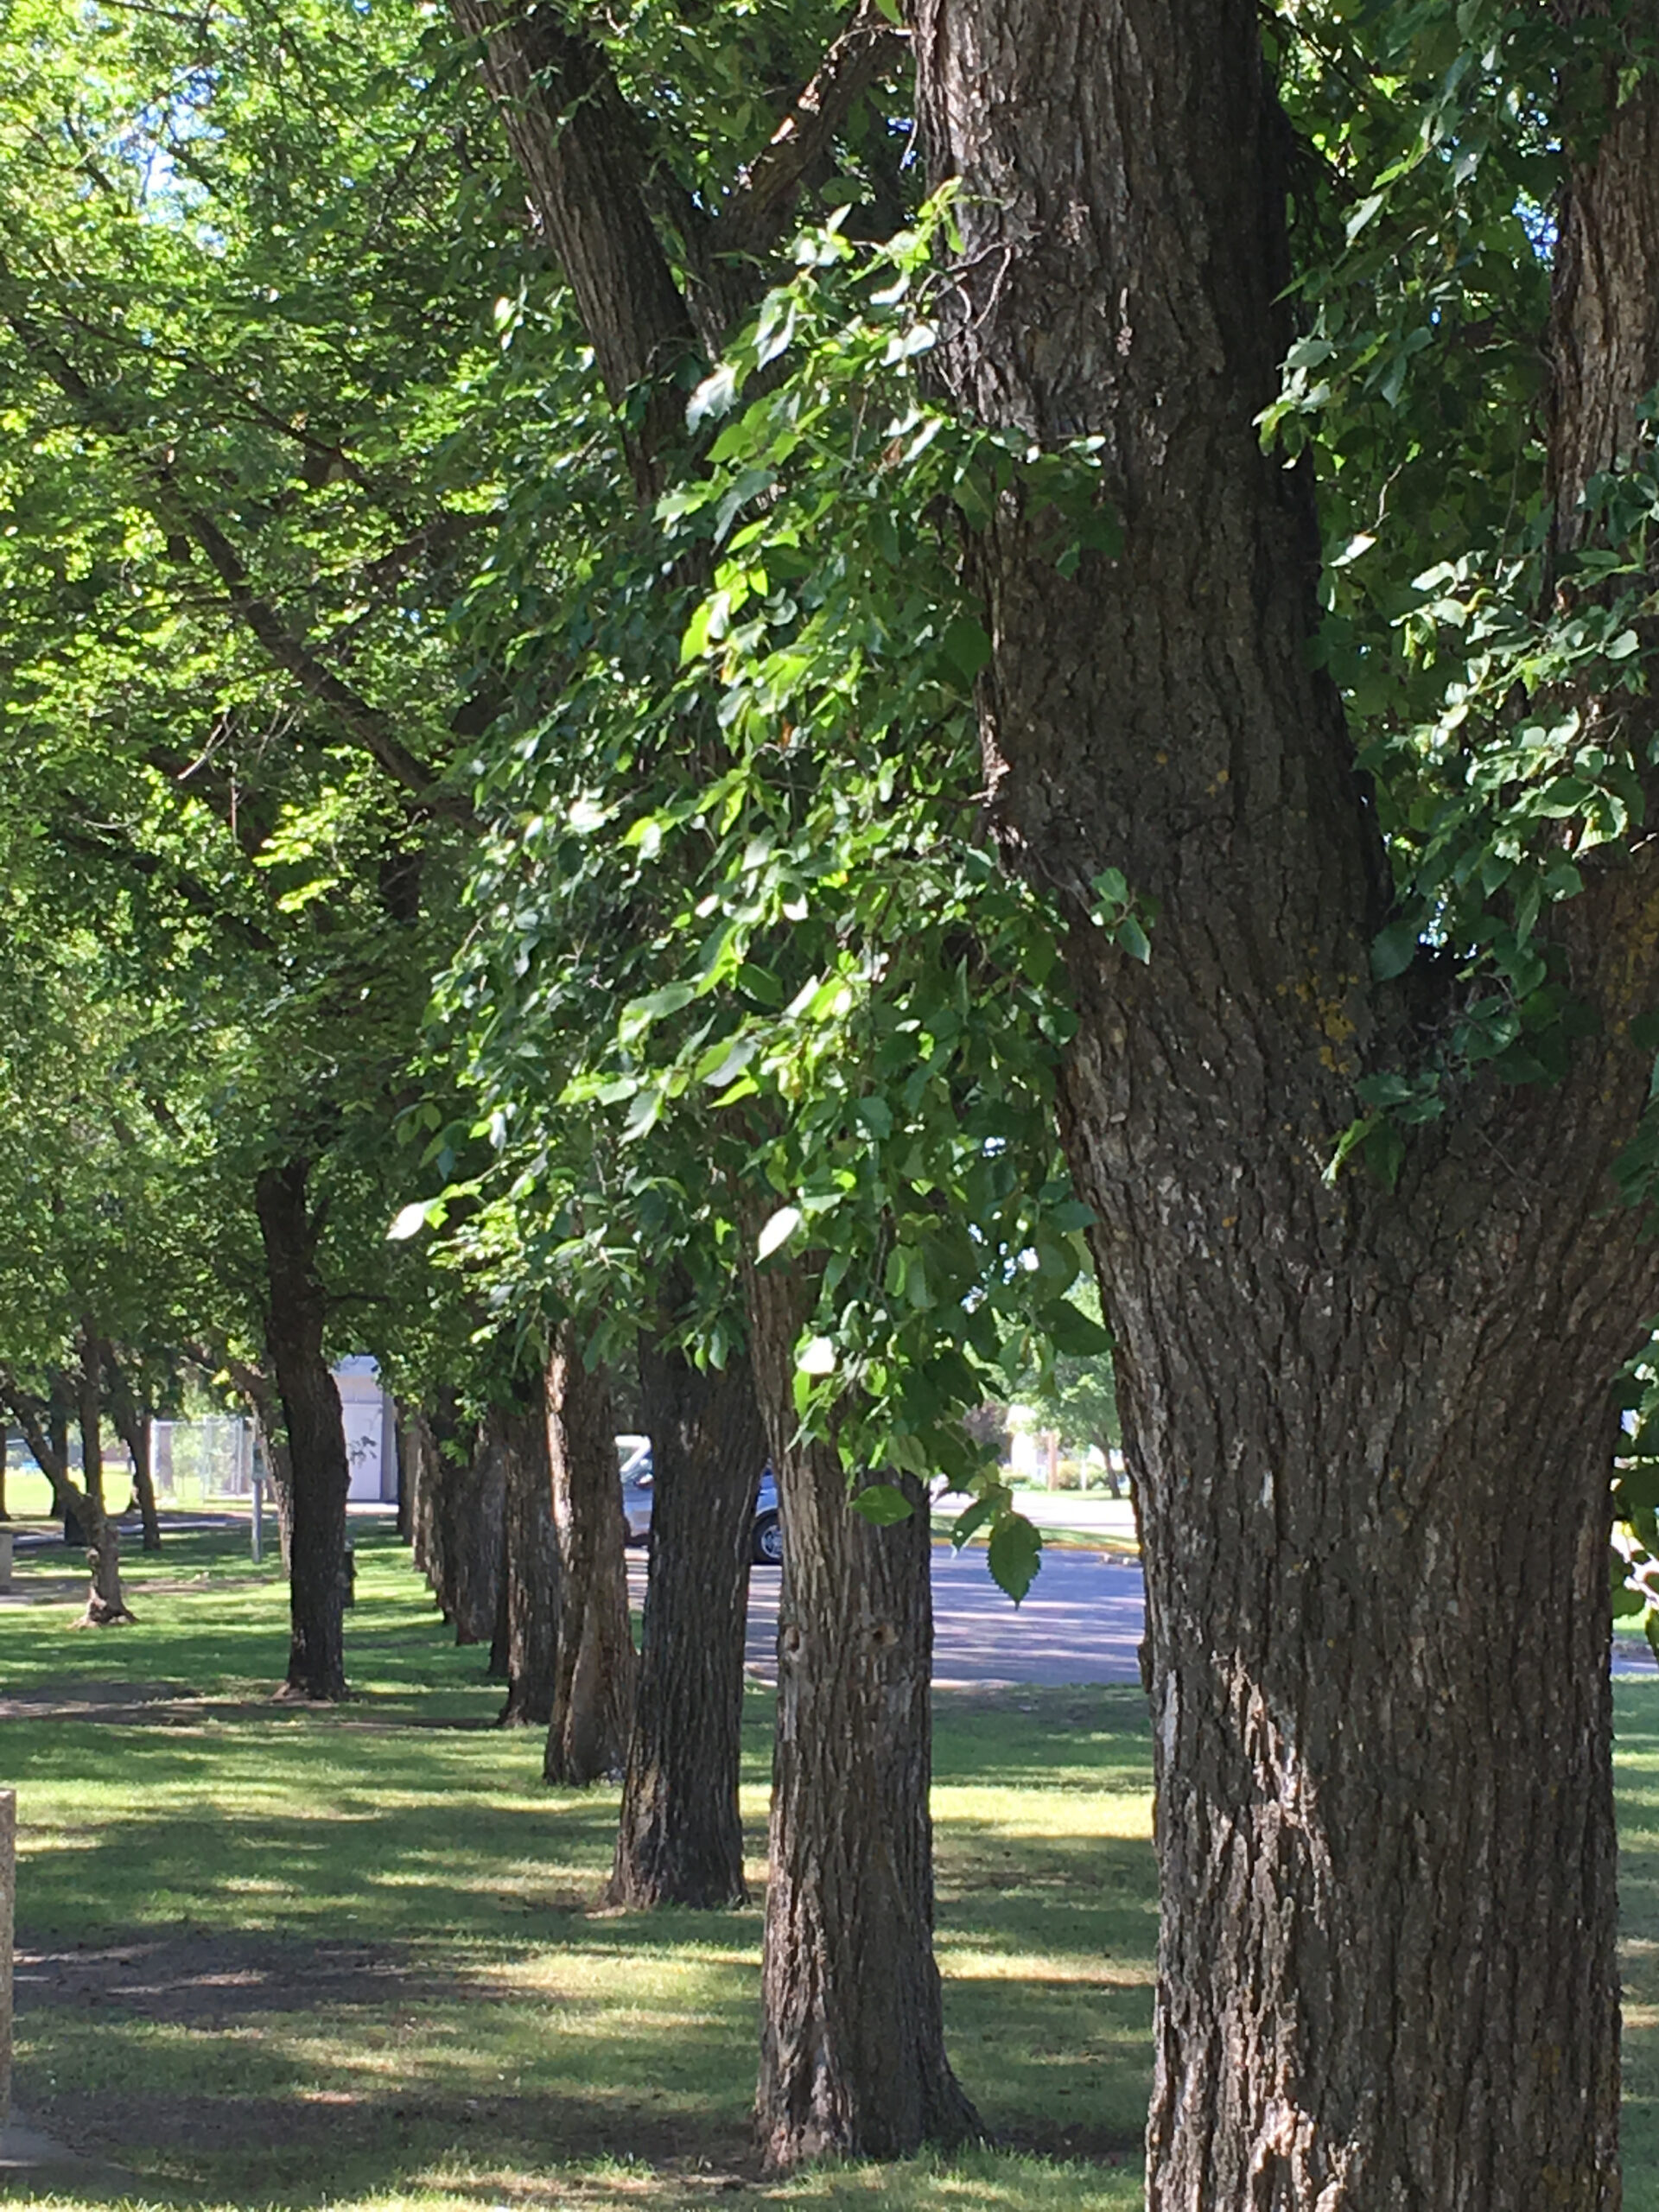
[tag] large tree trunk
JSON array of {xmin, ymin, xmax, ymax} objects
[
  {"xmin": 607, "ymin": 1331, "xmax": 765, "ymax": 1908},
  {"xmin": 745, "ymin": 1255, "xmax": 977, "ymax": 2167},
  {"xmin": 496, "ymin": 1388, "xmax": 560, "ymax": 1726},
  {"xmin": 912, "ymin": 3, "xmax": 1659, "ymax": 2202},
  {"xmin": 543, "ymin": 1324, "xmax": 636, "ymax": 1785},
  {"xmin": 255, "ymin": 1160, "xmax": 351, "ymax": 1701}
]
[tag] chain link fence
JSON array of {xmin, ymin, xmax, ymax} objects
[{"xmin": 151, "ymin": 1416, "xmax": 259, "ymax": 1503}]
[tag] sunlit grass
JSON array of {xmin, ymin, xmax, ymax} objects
[
  {"xmin": 14, "ymin": 1521, "xmax": 1659, "ymax": 2209},
  {"xmin": 0, "ymin": 1522, "xmax": 1148, "ymax": 2212}
]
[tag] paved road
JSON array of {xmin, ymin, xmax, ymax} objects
[
  {"xmin": 626, "ymin": 1545, "xmax": 1149, "ymax": 1688},
  {"xmin": 630, "ymin": 1543, "xmax": 1659, "ymax": 1689}
]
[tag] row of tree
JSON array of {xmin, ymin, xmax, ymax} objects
[{"xmin": 9, "ymin": 0, "xmax": 1659, "ymax": 2196}]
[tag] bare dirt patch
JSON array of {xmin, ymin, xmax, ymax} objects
[
  {"xmin": 14, "ymin": 1928, "xmax": 486, "ymax": 2024},
  {"xmin": 0, "ymin": 1680, "xmax": 270, "ymax": 1724}
]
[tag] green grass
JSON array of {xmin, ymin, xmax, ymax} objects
[
  {"xmin": 11, "ymin": 1521, "xmax": 1659, "ymax": 2211},
  {"xmin": 0, "ymin": 1521, "xmax": 1147, "ymax": 2212}
]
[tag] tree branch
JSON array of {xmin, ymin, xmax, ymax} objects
[
  {"xmin": 0, "ymin": 262, "xmax": 463, "ymax": 813},
  {"xmin": 449, "ymin": 1, "xmax": 906, "ymax": 481},
  {"xmin": 721, "ymin": 2, "xmax": 908, "ymax": 263}
]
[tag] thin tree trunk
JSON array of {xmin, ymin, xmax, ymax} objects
[
  {"xmin": 73, "ymin": 1323, "xmax": 130, "ymax": 1624},
  {"xmin": 48, "ymin": 1375, "xmax": 70, "ymax": 1514},
  {"xmin": 407, "ymin": 1405, "xmax": 440, "ymax": 1582},
  {"xmin": 608, "ymin": 1331, "xmax": 764, "ymax": 1908},
  {"xmin": 101, "ymin": 1344, "xmax": 161, "ymax": 1552},
  {"xmin": 221, "ymin": 1354, "xmax": 294, "ymax": 1569},
  {"xmin": 543, "ymin": 1324, "xmax": 636, "ymax": 1784},
  {"xmin": 420, "ymin": 1418, "xmax": 506, "ymax": 1645},
  {"xmin": 909, "ymin": 3, "xmax": 1659, "ymax": 2200},
  {"xmin": 496, "ymin": 1389, "xmax": 560, "ymax": 1726},
  {"xmin": 255, "ymin": 1159, "xmax": 350, "ymax": 1701},
  {"xmin": 394, "ymin": 1400, "xmax": 414, "ymax": 1543},
  {"xmin": 0, "ymin": 1372, "xmax": 130, "ymax": 1624},
  {"xmin": 0, "ymin": 1421, "xmax": 9, "ymax": 1521},
  {"xmin": 745, "ymin": 1254, "xmax": 977, "ymax": 2167}
]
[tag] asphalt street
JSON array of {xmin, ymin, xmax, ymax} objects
[{"xmin": 629, "ymin": 1542, "xmax": 1659, "ymax": 1690}]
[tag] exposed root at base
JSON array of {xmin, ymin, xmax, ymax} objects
[{"xmin": 70, "ymin": 1602, "xmax": 137, "ymax": 1629}]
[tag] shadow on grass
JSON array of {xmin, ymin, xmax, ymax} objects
[{"xmin": 3, "ymin": 1526, "xmax": 1156, "ymax": 2211}]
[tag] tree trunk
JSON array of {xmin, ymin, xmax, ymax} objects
[
  {"xmin": 441, "ymin": 1421, "xmax": 506, "ymax": 1645},
  {"xmin": 101, "ymin": 1344, "xmax": 161, "ymax": 1552},
  {"xmin": 911, "ymin": 3, "xmax": 1659, "ymax": 2201},
  {"xmin": 226, "ymin": 1355, "xmax": 294, "ymax": 1570},
  {"xmin": 745, "ymin": 1255, "xmax": 977, "ymax": 2167},
  {"xmin": 607, "ymin": 1332, "xmax": 765, "ymax": 1908},
  {"xmin": 543, "ymin": 1323, "xmax": 636, "ymax": 1785},
  {"xmin": 402, "ymin": 1395, "xmax": 503, "ymax": 1638},
  {"xmin": 255, "ymin": 1159, "xmax": 350, "ymax": 1701},
  {"xmin": 73, "ymin": 1325, "xmax": 130, "ymax": 1625},
  {"xmin": 0, "ymin": 1421, "xmax": 9, "ymax": 1521},
  {"xmin": 496, "ymin": 1389, "xmax": 560, "ymax": 1726},
  {"xmin": 0, "ymin": 1374, "xmax": 130, "ymax": 1624},
  {"xmin": 407, "ymin": 1404, "xmax": 441, "ymax": 1581},
  {"xmin": 393, "ymin": 1400, "xmax": 414, "ymax": 1543}
]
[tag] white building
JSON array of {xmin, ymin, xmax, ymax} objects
[{"xmin": 333, "ymin": 1356, "xmax": 399, "ymax": 1503}]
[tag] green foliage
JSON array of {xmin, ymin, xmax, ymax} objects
[{"xmin": 439, "ymin": 204, "xmax": 1133, "ymax": 1596}]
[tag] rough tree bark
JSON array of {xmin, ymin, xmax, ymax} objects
[
  {"xmin": 495, "ymin": 1385, "xmax": 560, "ymax": 1726},
  {"xmin": 543, "ymin": 1323, "xmax": 636, "ymax": 1785},
  {"xmin": 451, "ymin": 0, "xmax": 966, "ymax": 2154},
  {"xmin": 607, "ymin": 1330, "xmax": 766, "ymax": 1908},
  {"xmin": 912, "ymin": 3, "xmax": 1659, "ymax": 2202},
  {"xmin": 745, "ymin": 1254, "xmax": 977, "ymax": 2167},
  {"xmin": 255, "ymin": 1159, "xmax": 351, "ymax": 1700}
]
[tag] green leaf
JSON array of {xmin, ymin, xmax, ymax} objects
[
  {"xmin": 386, "ymin": 1200, "xmax": 430, "ymax": 1242},
  {"xmin": 851, "ymin": 1481, "xmax": 917, "ymax": 1527},
  {"xmin": 988, "ymin": 1515, "xmax": 1043, "ymax": 1604},
  {"xmin": 798, "ymin": 1334, "xmax": 837, "ymax": 1376},
  {"xmin": 687, "ymin": 363, "xmax": 740, "ymax": 430},
  {"xmin": 939, "ymin": 615, "xmax": 992, "ymax": 683},
  {"xmin": 756, "ymin": 1205, "xmax": 803, "ymax": 1260},
  {"xmin": 1115, "ymin": 914, "xmax": 1152, "ymax": 963},
  {"xmin": 855, "ymin": 1096, "xmax": 894, "ymax": 1139},
  {"xmin": 1042, "ymin": 1298, "xmax": 1114, "ymax": 1356},
  {"xmin": 1371, "ymin": 918, "xmax": 1421, "ymax": 982},
  {"xmin": 951, "ymin": 1497, "xmax": 996, "ymax": 1546}
]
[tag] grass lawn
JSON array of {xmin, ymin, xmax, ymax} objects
[
  {"xmin": 7, "ymin": 1517, "xmax": 1659, "ymax": 2210},
  {"xmin": 0, "ymin": 1518, "xmax": 1150, "ymax": 2212}
]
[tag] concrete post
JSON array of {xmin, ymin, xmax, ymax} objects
[{"xmin": 1, "ymin": 1789, "xmax": 14, "ymax": 2129}]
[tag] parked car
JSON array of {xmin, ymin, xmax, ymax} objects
[{"xmin": 617, "ymin": 1437, "xmax": 782, "ymax": 1565}]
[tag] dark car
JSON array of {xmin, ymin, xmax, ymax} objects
[{"xmin": 619, "ymin": 1439, "xmax": 782, "ymax": 1566}]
